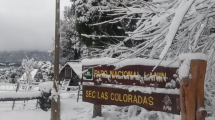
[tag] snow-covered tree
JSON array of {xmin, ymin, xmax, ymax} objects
[
  {"xmin": 60, "ymin": 6, "xmax": 81, "ymax": 60},
  {"xmin": 80, "ymin": 0, "xmax": 215, "ymax": 59},
  {"xmin": 21, "ymin": 58, "xmax": 34, "ymax": 84},
  {"xmin": 75, "ymin": 0, "xmax": 128, "ymax": 51},
  {"xmin": 49, "ymin": 5, "xmax": 84, "ymax": 61},
  {"xmin": 36, "ymin": 61, "xmax": 54, "ymax": 81}
]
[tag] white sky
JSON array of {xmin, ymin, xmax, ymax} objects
[{"xmin": 0, "ymin": 0, "xmax": 71, "ymax": 51}]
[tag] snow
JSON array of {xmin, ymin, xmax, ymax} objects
[
  {"xmin": 0, "ymin": 91, "xmax": 41, "ymax": 99},
  {"xmin": 179, "ymin": 53, "xmax": 208, "ymax": 61},
  {"xmin": 19, "ymin": 69, "xmax": 38, "ymax": 81},
  {"xmin": 115, "ymin": 58, "xmax": 180, "ymax": 69},
  {"xmin": 128, "ymin": 87, "xmax": 179, "ymax": 95},
  {"xmin": 0, "ymin": 109, "xmax": 50, "ymax": 120},
  {"xmin": 0, "ymin": 83, "xmax": 38, "ymax": 91},
  {"xmin": 82, "ymin": 57, "xmax": 119, "ymax": 66},
  {"xmin": 159, "ymin": 0, "xmax": 195, "ymax": 59},
  {"xmin": 198, "ymin": 107, "xmax": 206, "ymax": 112},
  {"xmin": 178, "ymin": 59, "xmax": 191, "ymax": 79},
  {"xmin": 51, "ymin": 88, "xmax": 61, "ymax": 102},
  {"xmin": 38, "ymin": 81, "xmax": 53, "ymax": 93},
  {"xmin": 82, "ymin": 57, "xmax": 180, "ymax": 68},
  {"xmin": 178, "ymin": 53, "xmax": 208, "ymax": 80},
  {"xmin": 67, "ymin": 62, "xmax": 82, "ymax": 78},
  {"xmin": 84, "ymin": 84, "xmax": 179, "ymax": 95}
]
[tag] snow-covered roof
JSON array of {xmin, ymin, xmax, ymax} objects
[
  {"xmin": 61, "ymin": 62, "xmax": 82, "ymax": 78},
  {"xmin": 19, "ymin": 69, "xmax": 39, "ymax": 81}
]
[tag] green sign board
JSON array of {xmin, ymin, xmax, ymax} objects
[{"xmin": 83, "ymin": 67, "xmax": 93, "ymax": 80}]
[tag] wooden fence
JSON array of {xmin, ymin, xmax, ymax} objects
[{"xmin": 0, "ymin": 82, "xmax": 81, "ymax": 110}]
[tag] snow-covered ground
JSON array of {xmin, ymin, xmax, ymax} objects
[{"xmin": 0, "ymin": 93, "xmax": 92, "ymax": 120}]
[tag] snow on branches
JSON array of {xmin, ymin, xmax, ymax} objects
[{"xmin": 80, "ymin": 0, "xmax": 215, "ymax": 60}]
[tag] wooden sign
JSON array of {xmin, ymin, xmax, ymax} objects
[
  {"xmin": 82, "ymin": 65, "xmax": 179, "ymax": 89},
  {"xmin": 82, "ymin": 85, "xmax": 180, "ymax": 115}
]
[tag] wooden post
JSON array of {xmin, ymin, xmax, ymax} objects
[
  {"xmin": 92, "ymin": 83, "xmax": 101, "ymax": 118},
  {"xmin": 12, "ymin": 82, "xmax": 20, "ymax": 110},
  {"xmin": 180, "ymin": 60, "xmax": 207, "ymax": 120},
  {"xmin": 92, "ymin": 104, "xmax": 102, "ymax": 118},
  {"xmin": 51, "ymin": 0, "xmax": 60, "ymax": 120},
  {"xmin": 77, "ymin": 82, "xmax": 81, "ymax": 102}
]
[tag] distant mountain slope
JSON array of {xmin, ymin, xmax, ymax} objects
[{"xmin": 0, "ymin": 51, "xmax": 54, "ymax": 65}]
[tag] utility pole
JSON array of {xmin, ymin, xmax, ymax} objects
[{"xmin": 51, "ymin": 0, "xmax": 60, "ymax": 120}]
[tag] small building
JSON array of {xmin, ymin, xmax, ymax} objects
[{"xmin": 59, "ymin": 61, "xmax": 82, "ymax": 91}]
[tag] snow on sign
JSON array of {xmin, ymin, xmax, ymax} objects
[
  {"xmin": 82, "ymin": 85, "xmax": 180, "ymax": 115},
  {"xmin": 82, "ymin": 65, "xmax": 179, "ymax": 89}
]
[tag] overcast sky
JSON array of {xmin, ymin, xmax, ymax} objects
[{"xmin": 0, "ymin": 0, "xmax": 71, "ymax": 52}]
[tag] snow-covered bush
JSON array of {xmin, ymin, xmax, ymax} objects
[
  {"xmin": 0, "ymin": 66, "xmax": 24, "ymax": 83},
  {"xmin": 34, "ymin": 61, "xmax": 54, "ymax": 81}
]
